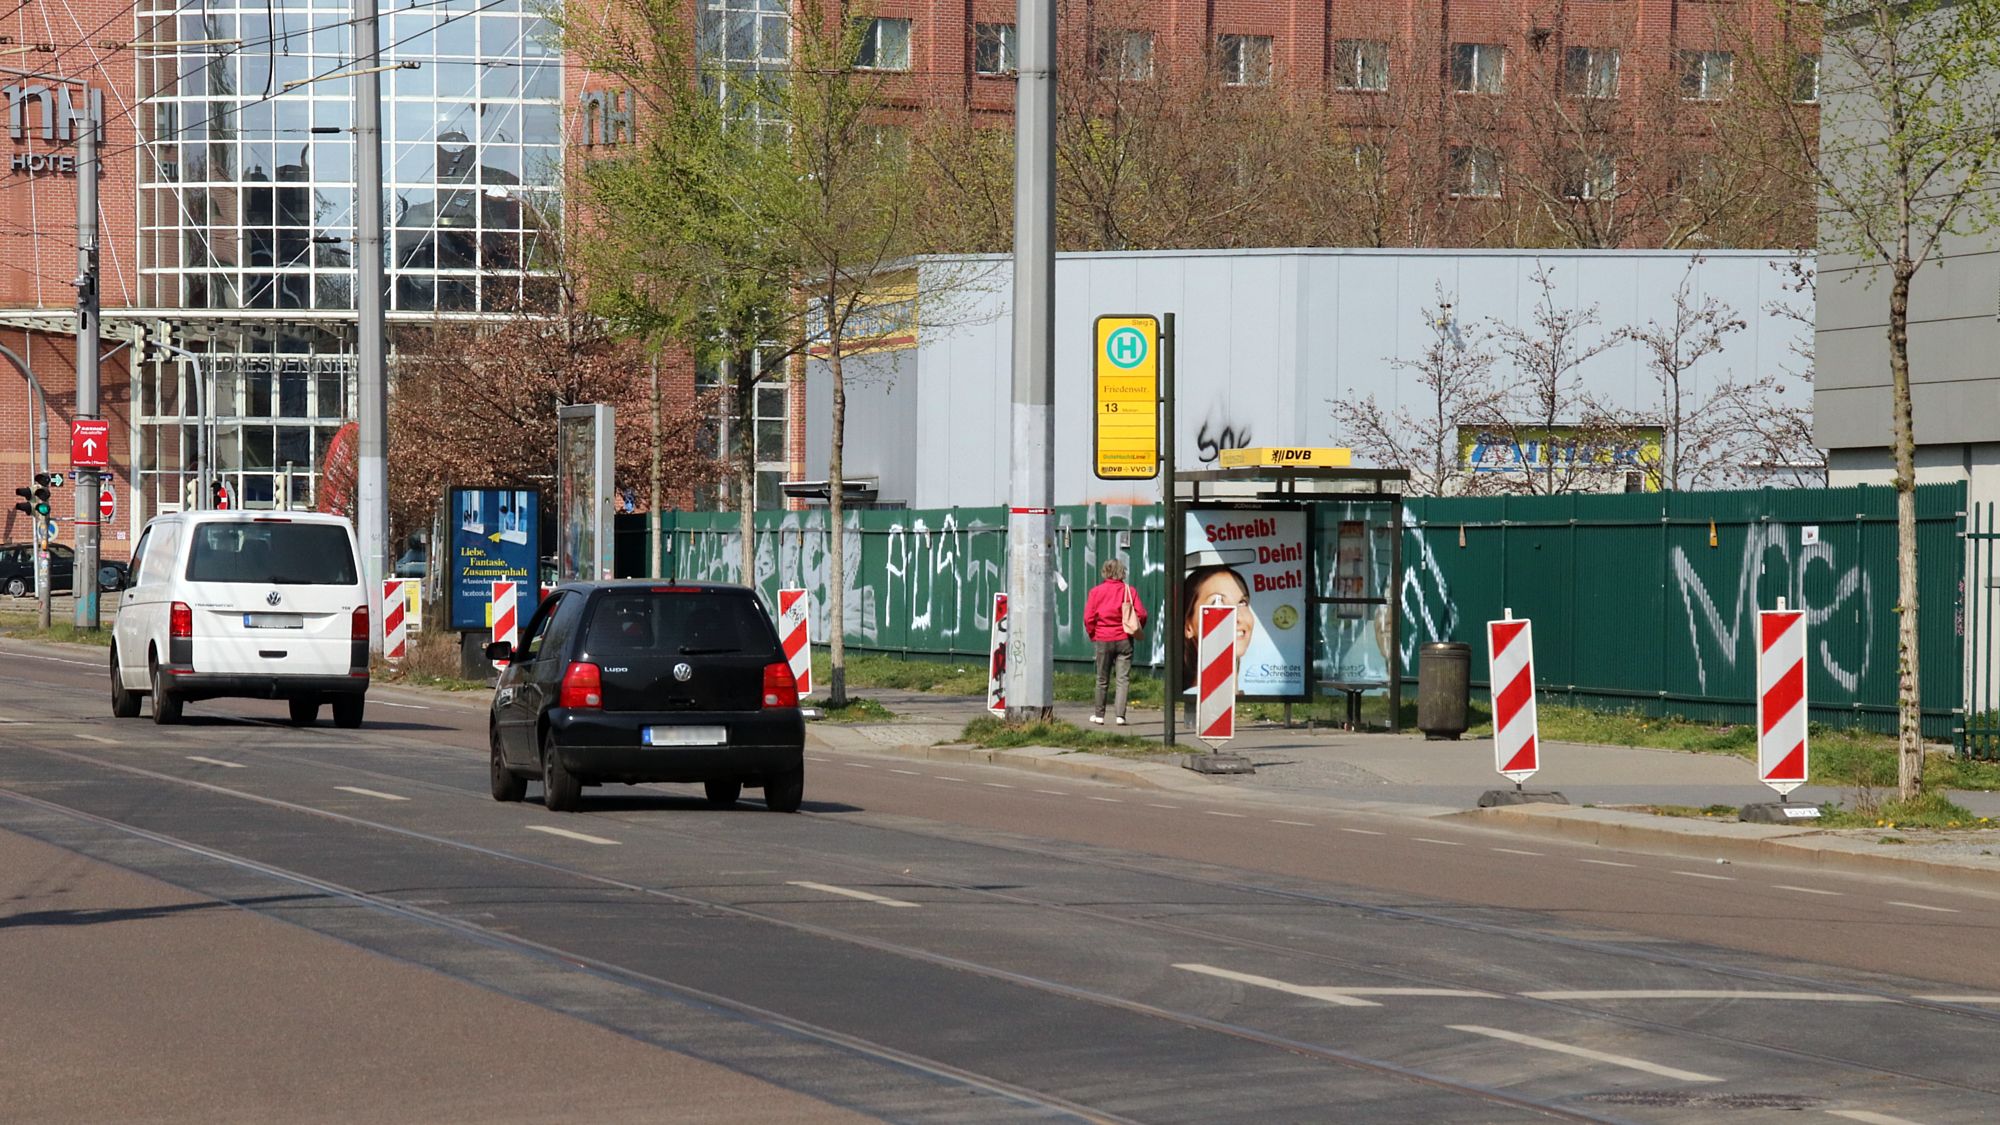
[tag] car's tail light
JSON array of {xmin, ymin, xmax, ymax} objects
[
  {"xmin": 169, "ymin": 601, "xmax": 192, "ymax": 639},
  {"xmin": 351, "ymin": 604, "xmax": 369, "ymax": 641},
  {"xmin": 560, "ymin": 661, "xmax": 603, "ymax": 709},
  {"xmin": 762, "ymin": 662, "xmax": 799, "ymax": 708}
]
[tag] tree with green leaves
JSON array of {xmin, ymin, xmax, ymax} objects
[{"xmin": 1728, "ymin": 1, "xmax": 2000, "ymax": 797}]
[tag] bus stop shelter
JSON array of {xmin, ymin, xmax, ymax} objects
[{"xmin": 1169, "ymin": 460, "xmax": 1412, "ymax": 737}]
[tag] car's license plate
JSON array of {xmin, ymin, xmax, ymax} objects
[
  {"xmin": 645, "ymin": 725, "xmax": 727, "ymax": 747},
  {"xmin": 243, "ymin": 613, "xmax": 303, "ymax": 629}
]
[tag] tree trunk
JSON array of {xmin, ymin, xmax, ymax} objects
[
  {"xmin": 735, "ymin": 351, "xmax": 757, "ymax": 589},
  {"xmin": 649, "ymin": 351, "xmax": 662, "ymax": 578},
  {"xmin": 1888, "ymin": 265, "xmax": 1923, "ymax": 800},
  {"xmin": 827, "ymin": 337, "xmax": 848, "ymax": 707}
]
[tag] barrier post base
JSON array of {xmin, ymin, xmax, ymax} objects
[
  {"xmin": 1183, "ymin": 752, "xmax": 1256, "ymax": 775},
  {"xmin": 1737, "ymin": 802, "xmax": 1822, "ymax": 825},
  {"xmin": 1477, "ymin": 788, "xmax": 1568, "ymax": 808}
]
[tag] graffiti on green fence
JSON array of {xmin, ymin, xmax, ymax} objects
[{"xmin": 1669, "ymin": 522, "xmax": 1875, "ymax": 696}]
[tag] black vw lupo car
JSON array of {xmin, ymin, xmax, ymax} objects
[{"xmin": 487, "ymin": 582, "xmax": 806, "ymax": 812}]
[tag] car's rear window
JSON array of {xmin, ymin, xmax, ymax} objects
[
  {"xmin": 583, "ymin": 591, "xmax": 773, "ymax": 657},
  {"xmin": 184, "ymin": 522, "xmax": 358, "ymax": 585}
]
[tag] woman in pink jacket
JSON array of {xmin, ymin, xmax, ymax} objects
[{"xmin": 1083, "ymin": 559, "xmax": 1147, "ymax": 724}]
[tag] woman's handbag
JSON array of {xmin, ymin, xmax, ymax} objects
[{"xmin": 1120, "ymin": 583, "xmax": 1142, "ymax": 636}]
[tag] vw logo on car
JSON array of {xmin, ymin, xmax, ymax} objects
[{"xmin": 672, "ymin": 662, "xmax": 693, "ymax": 682}]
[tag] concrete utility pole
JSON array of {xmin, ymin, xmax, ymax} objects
[
  {"xmin": 1004, "ymin": 0, "xmax": 1056, "ymax": 721},
  {"xmin": 353, "ymin": 0, "xmax": 390, "ymax": 650},
  {"xmin": 73, "ymin": 117, "xmax": 101, "ymax": 630}
]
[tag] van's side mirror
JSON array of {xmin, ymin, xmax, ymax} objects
[{"xmin": 484, "ymin": 641, "xmax": 513, "ymax": 662}]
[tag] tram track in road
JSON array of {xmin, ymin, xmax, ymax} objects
[
  {"xmin": 0, "ymin": 763, "xmax": 1621, "ymax": 1125},
  {"xmin": 6, "ymin": 732, "xmax": 2000, "ymax": 1112}
]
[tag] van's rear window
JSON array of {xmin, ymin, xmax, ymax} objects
[
  {"xmin": 185, "ymin": 523, "xmax": 357, "ymax": 585},
  {"xmin": 583, "ymin": 591, "xmax": 773, "ymax": 656}
]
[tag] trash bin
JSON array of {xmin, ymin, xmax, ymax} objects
[{"xmin": 1416, "ymin": 642, "xmax": 1471, "ymax": 740}]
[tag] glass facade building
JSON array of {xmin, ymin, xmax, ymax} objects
[{"xmin": 131, "ymin": 0, "xmax": 561, "ymax": 515}]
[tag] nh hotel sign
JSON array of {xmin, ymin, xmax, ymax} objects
[{"xmin": 6, "ymin": 82, "xmax": 104, "ymax": 176}]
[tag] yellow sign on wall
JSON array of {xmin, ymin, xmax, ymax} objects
[
  {"xmin": 1094, "ymin": 315, "xmax": 1160, "ymax": 480},
  {"xmin": 1217, "ymin": 447, "xmax": 1354, "ymax": 469}
]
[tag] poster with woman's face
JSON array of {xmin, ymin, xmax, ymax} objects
[{"xmin": 1182, "ymin": 509, "xmax": 1307, "ymax": 698}]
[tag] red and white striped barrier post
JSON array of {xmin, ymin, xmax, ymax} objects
[
  {"xmin": 490, "ymin": 580, "xmax": 518, "ymax": 669},
  {"xmin": 778, "ymin": 588, "xmax": 813, "ymax": 698},
  {"xmin": 1196, "ymin": 604, "xmax": 1237, "ymax": 746},
  {"xmin": 986, "ymin": 592, "xmax": 1008, "ymax": 718},
  {"xmin": 1487, "ymin": 612, "xmax": 1539, "ymax": 783},
  {"xmin": 1758, "ymin": 601, "xmax": 1808, "ymax": 797},
  {"xmin": 381, "ymin": 579, "xmax": 408, "ymax": 663}
]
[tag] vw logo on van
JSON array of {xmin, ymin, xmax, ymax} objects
[
  {"xmin": 672, "ymin": 662, "xmax": 693, "ymax": 682},
  {"xmin": 266, "ymin": 591, "xmax": 282, "ymax": 606}
]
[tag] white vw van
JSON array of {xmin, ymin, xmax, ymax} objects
[{"xmin": 110, "ymin": 511, "xmax": 370, "ymax": 726}]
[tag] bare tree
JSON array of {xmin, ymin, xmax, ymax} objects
[
  {"xmin": 1625, "ymin": 257, "xmax": 1749, "ymax": 491},
  {"xmin": 1481, "ymin": 267, "xmax": 1633, "ymax": 495},
  {"xmin": 1334, "ymin": 287, "xmax": 1505, "ymax": 496},
  {"xmin": 1730, "ymin": 254, "xmax": 1826, "ymax": 487}
]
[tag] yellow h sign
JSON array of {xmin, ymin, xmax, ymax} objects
[{"xmin": 1094, "ymin": 315, "xmax": 1159, "ymax": 480}]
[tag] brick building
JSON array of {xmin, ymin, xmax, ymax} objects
[{"xmin": 1, "ymin": 0, "xmax": 1813, "ymax": 561}]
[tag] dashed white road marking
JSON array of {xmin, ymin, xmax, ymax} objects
[
  {"xmin": 1827, "ymin": 1110, "xmax": 1931, "ymax": 1125},
  {"xmin": 1523, "ymin": 990, "xmax": 1892, "ymax": 1004},
  {"xmin": 525, "ymin": 825, "xmax": 620, "ymax": 846},
  {"xmin": 888, "ymin": 769, "xmax": 921, "ymax": 776},
  {"xmin": 843, "ymin": 762, "xmax": 873, "ymax": 769},
  {"xmin": 1886, "ymin": 901, "xmax": 1959, "ymax": 914},
  {"xmin": 1491, "ymin": 848, "xmax": 1543, "ymax": 856},
  {"xmin": 1272, "ymin": 820, "xmax": 1314, "ymax": 827},
  {"xmin": 1340, "ymin": 828, "xmax": 1385, "ymax": 836},
  {"xmin": 787, "ymin": 881, "xmax": 919, "ymax": 908},
  {"xmin": 0, "ymin": 651, "xmax": 100, "ymax": 668},
  {"xmin": 983, "ymin": 782, "xmax": 1015, "ymax": 789},
  {"xmin": 1087, "ymin": 796, "xmax": 1122, "ymax": 803},
  {"xmin": 370, "ymin": 699, "xmax": 429, "ymax": 710},
  {"xmin": 1774, "ymin": 884, "xmax": 1842, "ymax": 896},
  {"xmin": 931, "ymin": 776, "xmax": 968, "ymax": 783},
  {"xmin": 1448, "ymin": 1025, "xmax": 1720, "ymax": 1083},
  {"xmin": 1671, "ymin": 871, "xmax": 1735, "ymax": 882},
  {"xmin": 1579, "ymin": 859, "xmax": 1637, "ymax": 868},
  {"xmin": 1915, "ymin": 995, "xmax": 2000, "ymax": 1004},
  {"xmin": 186, "ymin": 756, "xmax": 244, "ymax": 769},
  {"xmin": 333, "ymin": 786, "xmax": 409, "ymax": 802},
  {"xmin": 1176, "ymin": 964, "xmax": 1497, "ymax": 1008},
  {"xmin": 1033, "ymin": 789, "xmax": 1066, "ymax": 796},
  {"xmin": 1413, "ymin": 838, "xmax": 1464, "ymax": 847},
  {"xmin": 71, "ymin": 733, "xmax": 120, "ymax": 744},
  {"xmin": 1146, "ymin": 803, "xmax": 1180, "ymax": 810},
  {"xmin": 1203, "ymin": 810, "xmax": 1247, "ymax": 819},
  {"xmin": 806, "ymin": 756, "xmax": 830, "ymax": 763}
]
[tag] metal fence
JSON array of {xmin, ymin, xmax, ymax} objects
[{"xmin": 636, "ymin": 482, "xmax": 1966, "ymax": 735}]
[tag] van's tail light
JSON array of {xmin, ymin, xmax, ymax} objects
[
  {"xmin": 762, "ymin": 662, "xmax": 799, "ymax": 708},
  {"xmin": 560, "ymin": 662, "xmax": 603, "ymax": 709},
  {"xmin": 169, "ymin": 602, "xmax": 192, "ymax": 639},
  {"xmin": 351, "ymin": 604, "xmax": 369, "ymax": 641}
]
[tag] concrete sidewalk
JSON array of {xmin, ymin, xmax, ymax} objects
[{"xmin": 808, "ymin": 689, "xmax": 2000, "ymax": 892}]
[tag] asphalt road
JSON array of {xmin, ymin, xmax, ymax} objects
[{"xmin": 3, "ymin": 638, "xmax": 2000, "ymax": 1123}]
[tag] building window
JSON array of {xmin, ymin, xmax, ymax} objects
[
  {"xmin": 1449, "ymin": 146, "xmax": 1502, "ymax": 198},
  {"xmin": 1452, "ymin": 43, "xmax": 1505, "ymax": 94},
  {"xmin": 1349, "ymin": 142, "xmax": 1385, "ymax": 174},
  {"xmin": 1793, "ymin": 54, "xmax": 1820, "ymax": 103},
  {"xmin": 1096, "ymin": 28, "xmax": 1154, "ymax": 81},
  {"xmin": 855, "ymin": 17, "xmax": 912, "ymax": 71},
  {"xmin": 1332, "ymin": 39, "xmax": 1389, "ymax": 92},
  {"xmin": 1218, "ymin": 34, "xmax": 1272, "ymax": 87},
  {"xmin": 1562, "ymin": 153, "xmax": 1616, "ymax": 200},
  {"xmin": 974, "ymin": 23, "xmax": 1015, "ymax": 75},
  {"xmin": 1680, "ymin": 50, "xmax": 1733, "ymax": 100},
  {"xmin": 1564, "ymin": 47, "xmax": 1618, "ymax": 99}
]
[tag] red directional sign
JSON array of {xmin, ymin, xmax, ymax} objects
[
  {"xmin": 98, "ymin": 483, "xmax": 115, "ymax": 521},
  {"xmin": 70, "ymin": 419, "xmax": 110, "ymax": 468}
]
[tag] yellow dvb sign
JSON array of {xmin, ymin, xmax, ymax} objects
[
  {"xmin": 1094, "ymin": 315, "xmax": 1159, "ymax": 480},
  {"xmin": 1217, "ymin": 447, "xmax": 1354, "ymax": 468}
]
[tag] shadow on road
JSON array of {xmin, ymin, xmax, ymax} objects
[{"xmin": 0, "ymin": 892, "xmax": 321, "ymax": 930}]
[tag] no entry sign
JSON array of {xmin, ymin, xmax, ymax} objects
[
  {"xmin": 1758, "ymin": 608, "xmax": 1808, "ymax": 796},
  {"xmin": 1487, "ymin": 616, "xmax": 1539, "ymax": 782},
  {"xmin": 98, "ymin": 483, "xmax": 114, "ymax": 521}
]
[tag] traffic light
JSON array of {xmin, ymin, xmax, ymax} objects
[
  {"xmin": 22, "ymin": 475, "xmax": 51, "ymax": 518},
  {"xmin": 11, "ymin": 486, "xmax": 32, "ymax": 517}
]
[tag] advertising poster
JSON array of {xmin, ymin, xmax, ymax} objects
[
  {"xmin": 1182, "ymin": 508, "xmax": 1307, "ymax": 699},
  {"xmin": 448, "ymin": 487, "xmax": 541, "ymax": 631}
]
